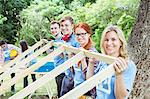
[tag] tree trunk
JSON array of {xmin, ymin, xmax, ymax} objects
[{"xmin": 128, "ymin": 0, "xmax": 150, "ymax": 99}]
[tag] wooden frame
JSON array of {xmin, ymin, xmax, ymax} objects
[
  {"xmin": 0, "ymin": 40, "xmax": 116, "ymax": 99},
  {"xmin": 9, "ymin": 43, "xmax": 116, "ymax": 99},
  {"xmin": 0, "ymin": 39, "xmax": 45, "ymax": 74},
  {"xmin": 9, "ymin": 51, "xmax": 85, "ymax": 99},
  {"xmin": 0, "ymin": 40, "xmax": 53, "ymax": 82},
  {"xmin": 0, "ymin": 45, "xmax": 64, "ymax": 95}
]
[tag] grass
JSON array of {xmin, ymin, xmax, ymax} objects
[
  {"xmin": 1, "ymin": 56, "xmax": 58, "ymax": 99},
  {"xmin": 1, "ymin": 73, "xmax": 57, "ymax": 99}
]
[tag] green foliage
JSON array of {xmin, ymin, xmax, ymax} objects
[
  {"xmin": 82, "ymin": 0, "xmax": 140, "ymax": 51},
  {"xmin": 117, "ymin": 13, "xmax": 135, "ymax": 40},
  {"xmin": 19, "ymin": 0, "xmax": 65, "ymax": 45},
  {"xmin": 0, "ymin": 0, "xmax": 32, "ymax": 44},
  {"xmin": 20, "ymin": 0, "xmax": 139, "ymax": 49},
  {"xmin": 0, "ymin": 14, "xmax": 7, "ymax": 25},
  {"xmin": 61, "ymin": 0, "xmax": 139, "ymax": 51}
]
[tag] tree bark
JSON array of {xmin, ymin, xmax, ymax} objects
[{"xmin": 128, "ymin": 0, "xmax": 150, "ymax": 99}]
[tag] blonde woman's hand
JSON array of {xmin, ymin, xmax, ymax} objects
[{"xmin": 113, "ymin": 57, "xmax": 127, "ymax": 76}]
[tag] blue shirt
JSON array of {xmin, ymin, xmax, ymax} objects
[
  {"xmin": 20, "ymin": 51, "xmax": 37, "ymax": 69},
  {"xmin": 94, "ymin": 60, "xmax": 136, "ymax": 99},
  {"xmin": 4, "ymin": 49, "xmax": 11, "ymax": 62},
  {"xmin": 54, "ymin": 37, "xmax": 65, "ymax": 67},
  {"xmin": 73, "ymin": 47, "xmax": 98, "ymax": 87},
  {"xmin": 64, "ymin": 33, "xmax": 80, "ymax": 78},
  {"xmin": 73, "ymin": 64, "xmax": 85, "ymax": 87},
  {"xmin": 65, "ymin": 34, "xmax": 80, "ymax": 48}
]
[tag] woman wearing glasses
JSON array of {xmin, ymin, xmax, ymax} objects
[
  {"xmin": 74, "ymin": 22, "xmax": 98, "ymax": 98},
  {"xmin": 87, "ymin": 25, "xmax": 137, "ymax": 99}
]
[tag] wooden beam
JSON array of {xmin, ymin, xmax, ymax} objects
[
  {"xmin": 84, "ymin": 51, "xmax": 115, "ymax": 64},
  {"xmin": 60, "ymin": 64, "xmax": 115, "ymax": 99},
  {"xmin": 0, "ymin": 46, "xmax": 64, "ymax": 95},
  {"xmin": 9, "ymin": 51, "xmax": 85, "ymax": 99},
  {"xmin": 63, "ymin": 44, "xmax": 116, "ymax": 64}
]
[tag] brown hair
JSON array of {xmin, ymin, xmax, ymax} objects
[
  {"xmin": 51, "ymin": 20, "xmax": 60, "ymax": 27},
  {"xmin": 0, "ymin": 40, "xmax": 6, "ymax": 46},
  {"xmin": 20, "ymin": 40, "xmax": 28, "ymax": 52},
  {"xmin": 74, "ymin": 22, "xmax": 94, "ymax": 50},
  {"xmin": 60, "ymin": 16, "xmax": 74, "ymax": 24}
]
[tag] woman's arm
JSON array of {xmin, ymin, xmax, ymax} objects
[
  {"xmin": 86, "ymin": 58, "xmax": 96, "ymax": 79},
  {"xmin": 86, "ymin": 48, "xmax": 98, "ymax": 79},
  {"xmin": 114, "ymin": 57, "xmax": 128, "ymax": 99},
  {"xmin": 115, "ymin": 74, "xmax": 128, "ymax": 99}
]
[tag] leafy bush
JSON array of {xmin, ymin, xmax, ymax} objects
[
  {"xmin": 19, "ymin": 0, "xmax": 140, "ymax": 51},
  {"xmin": 0, "ymin": 0, "xmax": 31, "ymax": 44},
  {"xmin": 20, "ymin": 0, "xmax": 65, "ymax": 45}
]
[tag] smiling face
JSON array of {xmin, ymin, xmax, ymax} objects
[
  {"xmin": 60, "ymin": 20, "xmax": 73, "ymax": 36},
  {"xmin": 50, "ymin": 23, "xmax": 61, "ymax": 37},
  {"xmin": 75, "ymin": 27, "xmax": 90, "ymax": 47},
  {"xmin": 102, "ymin": 31, "xmax": 122, "ymax": 57}
]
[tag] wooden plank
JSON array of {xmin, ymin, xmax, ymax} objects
[
  {"xmin": 0, "ymin": 40, "xmax": 44, "ymax": 73},
  {"xmin": 63, "ymin": 44, "xmax": 116, "ymax": 64},
  {"xmin": 0, "ymin": 41, "xmax": 54, "ymax": 81},
  {"xmin": 9, "ymin": 51, "xmax": 85, "ymax": 99},
  {"xmin": 84, "ymin": 51, "xmax": 115, "ymax": 64},
  {"xmin": 60, "ymin": 64, "xmax": 115, "ymax": 99},
  {"xmin": 0, "ymin": 46, "xmax": 64, "ymax": 95}
]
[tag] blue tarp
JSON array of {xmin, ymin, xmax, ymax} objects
[{"xmin": 34, "ymin": 62, "xmax": 54, "ymax": 72}]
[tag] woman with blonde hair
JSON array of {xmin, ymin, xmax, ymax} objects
[
  {"xmin": 100, "ymin": 25, "xmax": 128, "ymax": 60},
  {"xmin": 87, "ymin": 25, "xmax": 137, "ymax": 99}
]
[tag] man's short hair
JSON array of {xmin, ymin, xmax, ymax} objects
[
  {"xmin": 51, "ymin": 21, "xmax": 60, "ymax": 27},
  {"xmin": 60, "ymin": 16, "xmax": 74, "ymax": 24},
  {"xmin": 0, "ymin": 40, "xmax": 6, "ymax": 46}
]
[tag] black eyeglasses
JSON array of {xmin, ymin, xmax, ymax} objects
[{"xmin": 75, "ymin": 33, "xmax": 87, "ymax": 37}]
